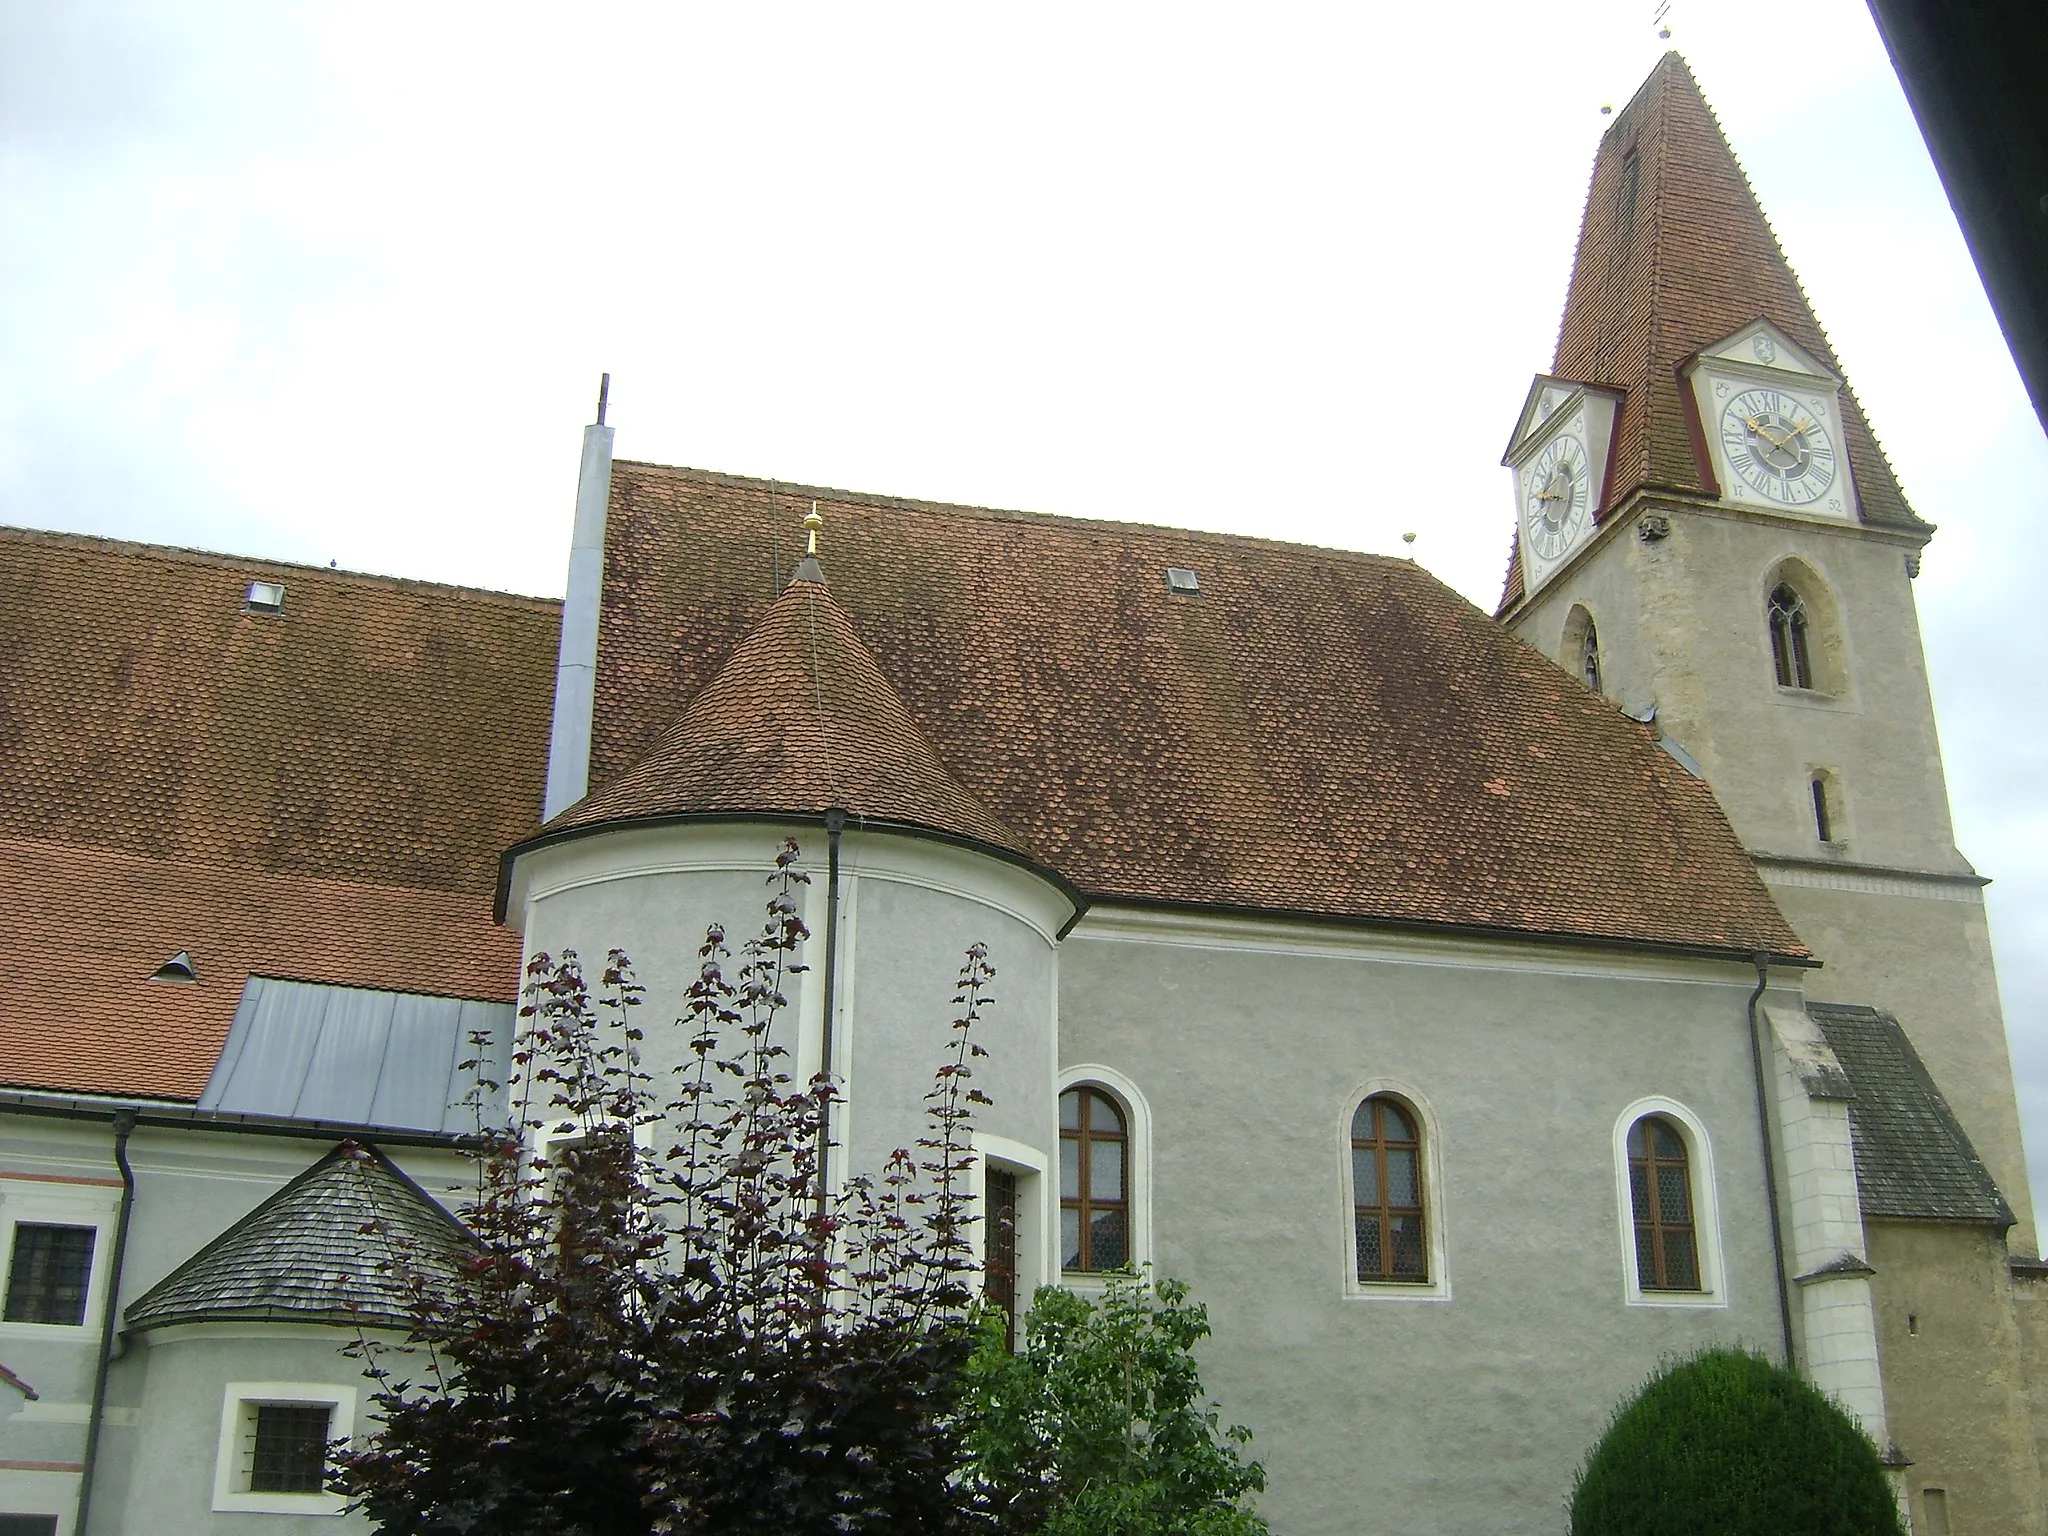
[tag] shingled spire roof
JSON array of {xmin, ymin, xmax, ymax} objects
[
  {"xmin": 537, "ymin": 560, "xmax": 1042, "ymax": 868},
  {"xmin": 124, "ymin": 1141, "xmax": 469, "ymax": 1332},
  {"xmin": 1501, "ymin": 53, "xmax": 1922, "ymax": 610}
]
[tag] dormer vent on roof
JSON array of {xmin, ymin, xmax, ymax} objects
[
  {"xmin": 150, "ymin": 949, "xmax": 197, "ymax": 983},
  {"xmin": 1165, "ymin": 567, "xmax": 1201, "ymax": 595},
  {"xmin": 244, "ymin": 580, "xmax": 285, "ymax": 614}
]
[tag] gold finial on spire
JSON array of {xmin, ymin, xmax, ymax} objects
[{"xmin": 804, "ymin": 502, "xmax": 823, "ymax": 556}]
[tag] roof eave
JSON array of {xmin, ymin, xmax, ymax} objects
[{"xmin": 497, "ymin": 808, "xmax": 1091, "ymax": 932}]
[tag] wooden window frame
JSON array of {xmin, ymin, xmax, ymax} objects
[
  {"xmin": 1629, "ymin": 1115, "xmax": 1701, "ymax": 1292},
  {"xmin": 1352, "ymin": 1095, "xmax": 1428, "ymax": 1284},
  {"xmin": 1060, "ymin": 1086, "xmax": 1129, "ymax": 1274}
]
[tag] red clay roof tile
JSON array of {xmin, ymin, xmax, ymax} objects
[
  {"xmin": 0, "ymin": 530, "xmax": 554, "ymax": 1101},
  {"xmin": 547, "ymin": 568, "xmax": 1038, "ymax": 863},
  {"xmin": 593, "ymin": 463, "xmax": 1805, "ymax": 960}
]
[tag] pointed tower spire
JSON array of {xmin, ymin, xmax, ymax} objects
[{"xmin": 1503, "ymin": 54, "xmax": 1921, "ymax": 611}]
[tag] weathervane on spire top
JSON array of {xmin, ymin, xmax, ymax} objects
[{"xmin": 805, "ymin": 503, "xmax": 823, "ymax": 556}]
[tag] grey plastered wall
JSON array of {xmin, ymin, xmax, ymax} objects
[
  {"xmin": 837, "ymin": 869, "xmax": 1056, "ymax": 1185},
  {"xmin": 513, "ymin": 822, "xmax": 1067, "ymax": 1200},
  {"xmin": 103, "ymin": 1328, "xmax": 381, "ymax": 1536},
  {"xmin": 1058, "ymin": 924, "xmax": 1784, "ymax": 1536}
]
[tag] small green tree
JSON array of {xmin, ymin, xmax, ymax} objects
[
  {"xmin": 1570, "ymin": 1348, "xmax": 1904, "ymax": 1536},
  {"xmin": 966, "ymin": 1273, "xmax": 1270, "ymax": 1536}
]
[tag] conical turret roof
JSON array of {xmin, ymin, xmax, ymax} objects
[
  {"xmin": 544, "ymin": 567, "xmax": 1040, "ymax": 864},
  {"xmin": 125, "ymin": 1141, "xmax": 469, "ymax": 1331},
  {"xmin": 1502, "ymin": 53, "xmax": 1922, "ymax": 609}
]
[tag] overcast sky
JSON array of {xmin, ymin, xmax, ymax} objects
[{"xmin": 5, "ymin": 1, "xmax": 2045, "ymax": 1229}]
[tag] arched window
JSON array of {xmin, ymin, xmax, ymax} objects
[
  {"xmin": 1768, "ymin": 584, "xmax": 1813, "ymax": 690},
  {"xmin": 1352, "ymin": 1095, "xmax": 1427, "ymax": 1283},
  {"xmin": 1561, "ymin": 604, "xmax": 1603, "ymax": 695},
  {"xmin": 1628, "ymin": 1116, "xmax": 1700, "ymax": 1291},
  {"xmin": 1060, "ymin": 1086, "xmax": 1128, "ymax": 1272}
]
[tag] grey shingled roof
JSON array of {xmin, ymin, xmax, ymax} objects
[
  {"xmin": 1809, "ymin": 1004, "xmax": 2013, "ymax": 1226},
  {"xmin": 125, "ymin": 1141, "xmax": 471, "ymax": 1332}
]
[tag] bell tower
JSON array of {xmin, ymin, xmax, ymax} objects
[
  {"xmin": 1496, "ymin": 55, "xmax": 2031, "ymax": 1243},
  {"xmin": 1497, "ymin": 59, "xmax": 2048, "ymax": 1527}
]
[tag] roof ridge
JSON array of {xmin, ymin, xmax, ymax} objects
[
  {"xmin": 611, "ymin": 460, "xmax": 1420, "ymax": 569},
  {"xmin": 0, "ymin": 524, "xmax": 564, "ymax": 610}
]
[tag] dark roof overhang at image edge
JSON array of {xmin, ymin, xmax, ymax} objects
[
  {"xmin": 1865, "ymin": 0, "xmax": 2048, "ymax": 435},
  {"xmin": 547, "ymin": 459, "xmax": 1810, "ymax": 969}
]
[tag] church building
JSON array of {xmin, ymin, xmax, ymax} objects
[{"xmin": 0, "ymin": 54, "xmax": 2040, "ymax": 1536}]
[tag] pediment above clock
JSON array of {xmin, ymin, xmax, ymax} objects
[
  {"xmin": 1694, "ymin": 320, "xmax": 1839, "ymax": 384},
  {"xmin": 1502, "ymin": 376, "xmax": 1625, "ymax": 466}
]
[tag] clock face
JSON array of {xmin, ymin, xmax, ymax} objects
[
  {"xmin": 1719, "ymin": 387, "xmax": 1838, "ymax": 506},
  {"xmin": 1522, "ymin": 431, "xmax": 1591, "ymax": 562}
]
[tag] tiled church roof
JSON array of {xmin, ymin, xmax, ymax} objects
[
  {"xmin": 542, "ymin": 565, "xmax": 1039, "ymax": 866},
  {"xmin": 588, "ymin": 462, "xmax": 1806, "ymax": 961},
  {"xmin": 0, "ymin": 530, "xmax": 552, "ymax": 1101},
  {"xmin": 1811, "ymin": 1004, "xmax": 2013, "ymax": 1226},
  {"xmin": 1499, "ymin": 54, "xmax": 1923, "ymax": 612},
  {"xmin": 125, "ymin": 1141, "xmax": 470, "ymax": 1332}
]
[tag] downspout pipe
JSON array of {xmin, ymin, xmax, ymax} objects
[
  {"xmin": 1744, "ymin": 955, "xmax": 1797, "ymax": 1365},
  {"xmin": 814, "ymin": 806, "xmax": 847, "ymax": 1217},
  {"xmin": 75, "ymin": 1106, "xmax": 138, "ymax": 1536}
]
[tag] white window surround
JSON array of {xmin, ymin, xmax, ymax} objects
[
  {"xmin": 971, "ymin": 1133, "xmax": 1050, "ymax": 1314},
  {"xmin": 213, "ymin": 1381, "xmax": 357, "ymax": 1516},
  {"xmin": 1338, "ymin": 1078, "xmax": 1452, "ymax": 1302},
  {"xmin": 1611, "ymin": 1097, "xmax": 1728, "ymax": 1308},
  {"xmin": 0, "ymin": 1178, "xmax": 121, "ymax": 1341},
  {"xmin": 1056, "ymin": 1065, "xmax": 1153, "ymax": 1285}
]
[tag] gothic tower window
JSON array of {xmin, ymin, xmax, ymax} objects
[
  {"xmin": 1768, "ymin": 584, "xmax": 1813, "ymax": 689},
  {"xmin": 1561, "ymin": 605, "xmax": 1603, "ymax": 695},
  {"xmin": 1352, "ymin": 1095, "xmax": 1427, "ymax": 1283},
  {"xmin": 1627, "ymin": 1115, "xmax": 1700, "ymax": 1291},
  {"xmin": 1059, "ymin": 1086, "xmax": 1128, "ymax": 1272}
]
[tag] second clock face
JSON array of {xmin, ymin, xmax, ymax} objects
[
  {"xmin": 1719, "ymin": 387, "xmax": 1838, "ymax": 506},
  {"xmin": 1523, "ymin": 431, "xmax": 1591, "ymax": 561}
]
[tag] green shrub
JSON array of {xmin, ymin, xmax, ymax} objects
[{"xmin": 1570, "ymin": 1348, "xmax": 1903, "ymax": 1536}]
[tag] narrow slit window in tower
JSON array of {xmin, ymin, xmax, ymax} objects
[{"xmin": 1811, "ymin": 774, "xmax": 1835, "ymax": 843}]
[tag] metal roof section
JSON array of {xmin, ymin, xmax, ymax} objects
[
  {"xmin": 124, "ymin": 1140, "xmax": 470, "ymax": 1333},
  {"xmin": 199, "ymin": 977, "xmax": 512, "ymax": 1135},
  {"xmin": 1809, "ymin": 1003, "xmax": 2014, "ymax": 1226}
]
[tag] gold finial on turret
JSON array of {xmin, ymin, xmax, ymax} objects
[{"xmin": 804, "ymin": 502, "xmax": 823, "ymax": 556}]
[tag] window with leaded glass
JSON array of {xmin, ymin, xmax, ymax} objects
[
  {"xmin": 1352, "ymin": 1095, "xmax": 1427, "ymax": 1282},
  {"xmin": 1628, "ymin": 1116, "xmax": 1700, "ymax": 1291},
  {"xmin": 248, "ymin": 1402, "xmax": 335, "ymax": 1494},
  {"xmin": 3, "ymin": 1223, "xmax": 96, "ymax": 1325},
  {"xmin": 1059, "ymin": 1086, "xmax": 1128, "ymax": 1272}
]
